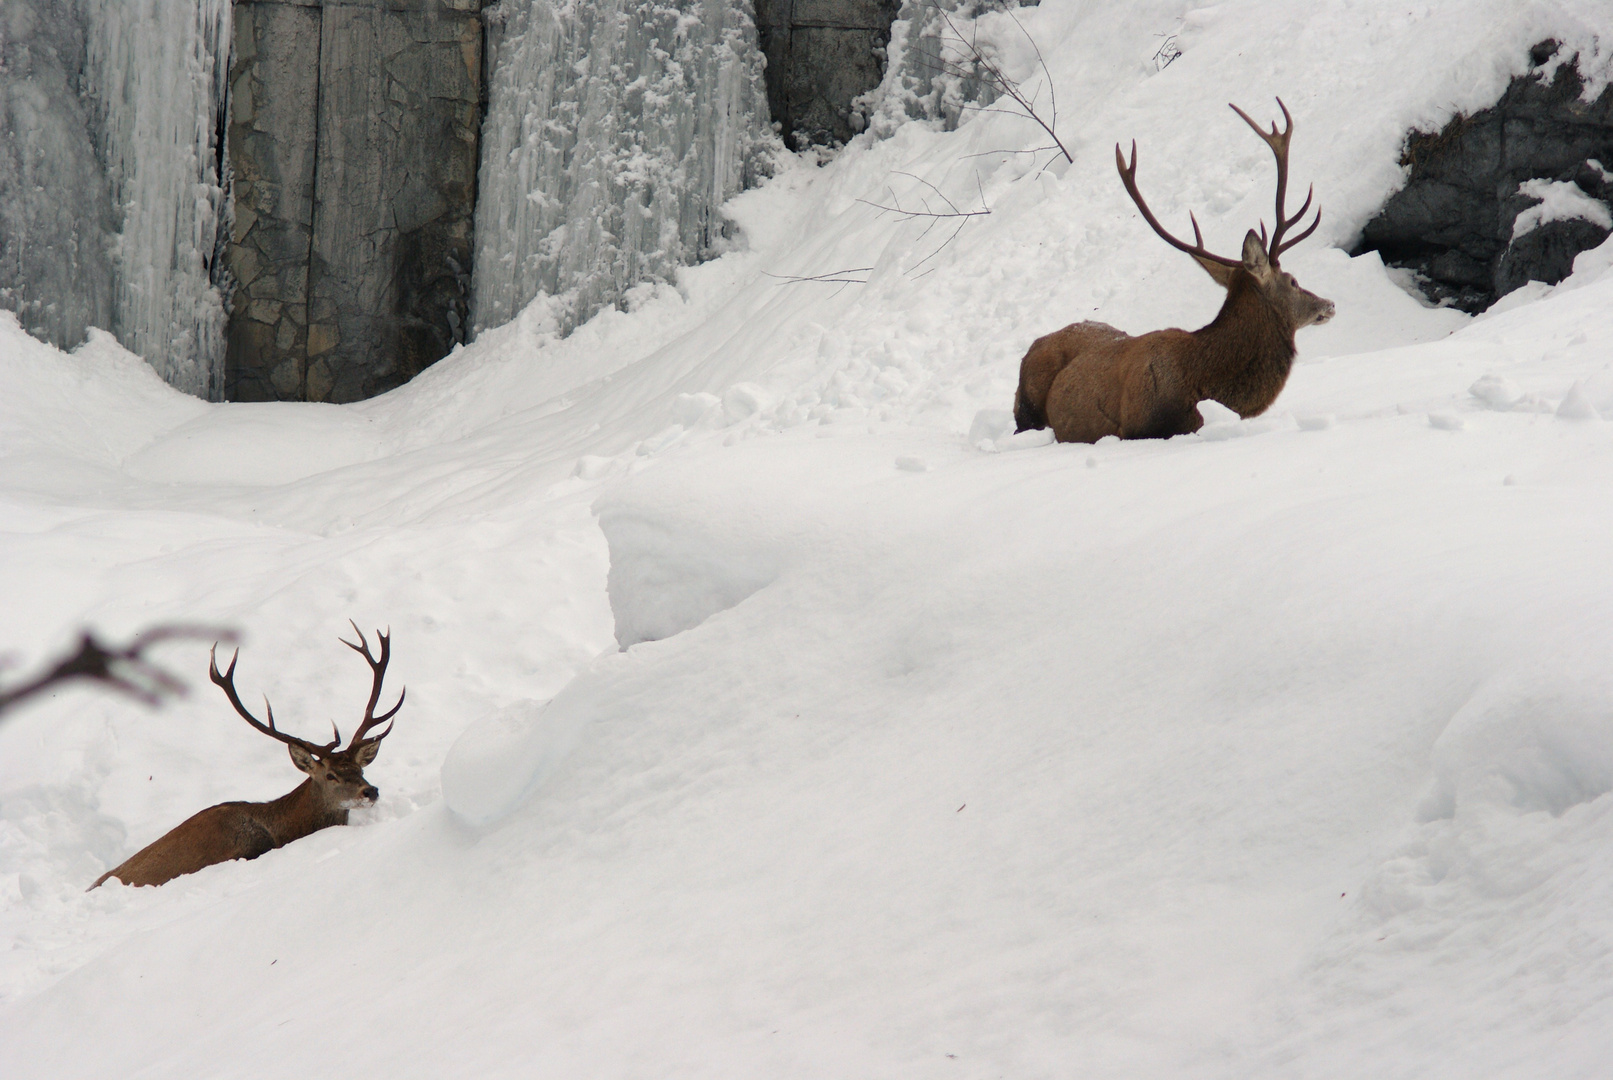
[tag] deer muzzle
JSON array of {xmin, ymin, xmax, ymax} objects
[{"xmin": 341, "ymin": 785, "xmax": 380, "ymax": 810}]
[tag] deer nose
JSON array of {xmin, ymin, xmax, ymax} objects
[
  {"xmin": 362, "ymin": 785, "xmax": 379, "ymax": 802},
  {"xmin": 1316, "ymin": 300, "xmax": 1336, "ymax": 324}
]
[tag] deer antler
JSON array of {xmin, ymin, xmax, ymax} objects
[
  {"xmin": 337, "ymin": 622, "xmax": 403, "ymax": 752},
  {"xmin": 210, "ymin": 645, "xmax": 339, "ymax": 756},
  {"xmin": 1228, "ymin": 97, "xmax": 1321, "ymax": 262},
  {"xmin": 1115, "ymin": 140, "xmax": 1243, "ymax": 271}
]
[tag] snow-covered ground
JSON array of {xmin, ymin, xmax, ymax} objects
[{"xmin": 4, "ymin": 1, "xmax": 1613, "ymax": 1075}]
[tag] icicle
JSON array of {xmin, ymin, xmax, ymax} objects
[
  {"xmin": 0, "ymin": 0, "xmax": 116, "ymax": 352},
  {"xmin": 84, "ymin": 0, "xmax": 231, "ymax": 400},
  {"xmin": 472, "ymin": 0, "xmax": 774, "ymax": 337}
]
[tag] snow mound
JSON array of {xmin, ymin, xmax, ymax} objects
[
  {"xmin": 1424, "ymin": 672, "xmax": 1613, "ymax": 821},
  {"xmin": 441, "ymin": 698, "xmax": 581, "ymax": 826},
  {"xmin": 597, "ymin": 477, "xmax": 789, "ymax": 649}
]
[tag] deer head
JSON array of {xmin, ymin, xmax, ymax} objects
[
  {"xmin": 209, "ymin": 622, "xmax": 403, "ymax": 813},
  {"xmin": 1115, "ymin": 97, "xmax": 1335, "ymax": 333}
]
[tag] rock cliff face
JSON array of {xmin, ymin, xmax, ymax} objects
[
  {"xmin": 226, "ymin": 0, "xmax": 482, "ymax": 403},
  {"xmin": 6, "ymin": 0, "xmax": 899, "ymax": 401},
  {"xmin": 753, "ymin": 0, "xmax": 899, "ymax": 148},
  {"xmin": 1357, "ymin": 42, "xmax": 1613, "ymax": 313}
]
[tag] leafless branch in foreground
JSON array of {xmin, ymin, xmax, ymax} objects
[
  {"xmin": 857, "ymin": 170, "xmax": 992, "ymax": 275},
  {"xmin": 0, "ymin": 624, "xmax": 238, "ymax": 719},
  {"xmin": 909, "ymin": 1, "xmax": 1073, "ymax": 165},
  {"xmin": 857, "ymin": 170, "xmax": 992, "ymax": 221}
]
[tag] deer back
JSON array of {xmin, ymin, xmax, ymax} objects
[{"xmin": 91, "ymin": 796, "xmax": 291, "ymax": 889}]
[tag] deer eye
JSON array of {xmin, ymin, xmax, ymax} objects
[{"xmin": 325, "ymin": 773, "xmax": 336, "ymax": 781}]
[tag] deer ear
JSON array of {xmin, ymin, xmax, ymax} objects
[
  {"xmin": 1241, "ymin": 230, "xmax": 1273, "ymax": 279},
  {"xmin": 353, "ymin": 740, "xmax": 380, "ymax": 768},
  {"xmin": 1191, "ymin": 253, "xmax": 1238, "ymax": 289},
  {"xmin": 288, "ymin": 744, "xmax": 317, "ymax": 774}
]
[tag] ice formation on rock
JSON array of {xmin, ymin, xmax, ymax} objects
[
  {"xmin": 0, "ymin": 0, "xmax": 115, "ymax": 353},
  {"xmin": 85, "ymin": 0, "xmax": 232, "ymax": 399},
  {"xmin": 0, "ymin": 1, "xmax": 230, "ymax": 399},
  {"xmin": 472, "ymin": 0, "xmax": 775, "ymax": 337}
]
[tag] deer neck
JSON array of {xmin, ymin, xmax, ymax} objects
[
  {"xmin": 259, "ymin": 778, "xmax": 350, "ymax": 846},
  {"xmin": 1186, "ymin": 276, "xmax": 1297, "ymax": 416}
]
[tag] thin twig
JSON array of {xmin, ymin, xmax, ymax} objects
[
  {"xmin": 962, "ymin": 144, "xmax": 1061, "ymax": 159},
  {"xmin": 761, "ymin": 267, "xmax": 874, "ymax": 285},
  {"xmin": 859, "ymin": 171, "xmax": 989, "ymax": 223},
  {"xmin": 1003, "ymin": 6, "xmax": 1058, "ymax": 142},
  {"xmin": 858, "ymin": 197, "xmax": 991, "ymax": 219}
]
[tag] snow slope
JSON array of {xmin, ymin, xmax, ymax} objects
[{"xmin": 4, "ymin": 1, "xmax": 1613, "ymax": 1076}]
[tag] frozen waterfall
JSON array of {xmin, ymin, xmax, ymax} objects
[
  {"xmin": 0, "ymin": 0, "xmax": 115, "ymax": 352},
  {"xmin": 86, "ymin": 0, "xmax": 232, "ymax": 399},
  {"xmin": 0, "ymin": 0, "xmax": 230, "ymax": 399},
  {"xmin": 472, "ymin": 0, "xmax": 775, "ymax": 337}
]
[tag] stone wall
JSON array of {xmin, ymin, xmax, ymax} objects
[
  {"xmin": 754, "ymin": 0, "xmax": 898, "ymax": 148},
  {"xmin": 226, "ymin": 0, "xmax": 482, "ymax": 403}
]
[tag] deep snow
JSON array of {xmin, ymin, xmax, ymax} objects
[{"xmin": 4, "ymin": 1, "xmax": 1613, "ymax": 1076}]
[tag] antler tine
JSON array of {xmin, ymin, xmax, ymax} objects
[
  {"xmin": 1114, "ymin": 141, "xmax": 1242, "ymax": 269},
  {"xmin": 1274, "ymin": 187, "xmax": 1321, "ymax": 258},
  {"xmin": 1228, "ymin": 97, "xmax": 1319, "ymax": 262},
  {"xmin": 338, "ymin": 622, "xmax": 404, "ymax": 751},
  {"xmin": 209, "ymin": 644, "xmax": 328, "ymax": 755}
]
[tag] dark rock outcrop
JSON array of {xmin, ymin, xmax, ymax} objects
[
  {"xmin": 754, "ymin": 0, "xmax": 900, "ymax": 148},
  {"xmin": 1356, "ymin": 41, "xmax": 1613, "ymax": 313},
  {"xmin": 226, "ymin": 0, "xmax": 482, "ymax": 404}
]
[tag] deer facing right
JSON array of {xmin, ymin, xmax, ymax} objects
[
  {"xmin": 90, "ymin": 624, "xmax": 403, "ymax": 889},
  {"xmin": 1014, "ymin": 99, "xmax": 1335, "ymax": 443}
]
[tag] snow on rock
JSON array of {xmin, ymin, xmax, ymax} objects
[{"xmin": 1512, "ymin": 178, "xmax": 1613, "ymax": 239}]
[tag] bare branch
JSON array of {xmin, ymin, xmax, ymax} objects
[
  {"xmin": 761, "ymin": 267, "xmax": 874, "ymax": 286},
  {"xmin": 907, "ymin": 216, "xmax": 972, "ymax": 275},
  {"xmin": 858, "ymin": 196, "xmax": 990, "ymax": 220},
  {"xmin": 0, "ymin": 624, "xmax": 237, "ymax": 719},
  {"xmin": 928, "ymin": 2, "xmax": 1073, "ymax": 163},
  {"xmin": 962, "ymin": 142, "xmax": 1059, "ymax": 159}
]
